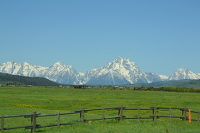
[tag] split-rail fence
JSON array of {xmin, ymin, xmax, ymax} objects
[{"xmin": 1, "ymin": 106, "xmax": 200, "ymax": 133}]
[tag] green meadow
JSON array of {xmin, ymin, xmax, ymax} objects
[{"xmin": 0, "ymin": 86, "xmax": 200, "ymax": 133}]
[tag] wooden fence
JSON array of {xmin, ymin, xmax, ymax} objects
[{"xmin": 1, "ymin": 106, "xmax": 200, "ymax": 133}]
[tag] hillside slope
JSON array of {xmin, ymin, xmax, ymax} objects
[
  {"xmin": 132, "ymin": 79, "xmax": 200, "ymax": 89},
  {"xmin": 0, "ymin": 73, "xmax": 59, "ymax": 86}
]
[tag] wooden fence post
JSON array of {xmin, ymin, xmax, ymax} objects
[
  {"xmin": 102, "ymin": 108, "xmax": 104, "ymax": 123},
  {"xmin": 118, "ymin": 106, "xmax": 123, "ymax": 120},
  {"xmin": 182, "ymin": 107, "xmax": 187, "ymax": 121},
  {"xmin": 31, "ymin": 112, "xmax": 37, "ymax": 133},
  {"xmin": 80, "ymin": 108, "xmax": 84, "ymax": 122},
  {"xmin": 152, "ymin": 105, "xmax": 157, "ymax": 121},
  {"xmin": 138, "ymin": 107, "xmax": 140, "ymax": 122},
  {"xmin": 57, "ymin": 112, "xmax": 60, "ymax": 128},
  {"xmin": 1, "ymin": 116, "xmax": 4, "ymax": 133}
]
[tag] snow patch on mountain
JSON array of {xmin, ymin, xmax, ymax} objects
[
  {"xmin": 159, "ymin": 75, "xmax": 168, "ymax": 81},
  {"xmin": 79, "ymin": 72, "xmax": 85, "ymax": 76}
]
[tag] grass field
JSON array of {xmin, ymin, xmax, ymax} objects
[{"xmin": 0, "ymin": 86, "xmax": 200, "ymax": 133}]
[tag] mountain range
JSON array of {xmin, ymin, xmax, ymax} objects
[{"xmin": 0, "ymin": 57, "xmax": 199, "ymax": 85}]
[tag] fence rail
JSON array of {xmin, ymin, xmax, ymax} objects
[{"xmin": 1, "ymin": 106, "xmax": 200, "ymax": 133}]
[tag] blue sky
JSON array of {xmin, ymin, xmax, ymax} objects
[{"xmin": 1, "ymin": 0, "xmax": 199, "ymax": 76}]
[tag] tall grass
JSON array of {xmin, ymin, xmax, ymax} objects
[{"xmin": 0, "ymin": 86, "xmax": 200, "ymax": 132}]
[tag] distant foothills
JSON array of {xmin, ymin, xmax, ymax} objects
[
  {"xmin": 0, "ymin": 57, "xmax": 199, "ymax": 85},
  {"xmin": 0, "ymin": 73, "xmax": 59, "ymax": 86}
]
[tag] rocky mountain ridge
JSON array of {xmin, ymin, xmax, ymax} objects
[{"xmin": 0, "ymin": 58, "xmax": 199, "ymax": 85}]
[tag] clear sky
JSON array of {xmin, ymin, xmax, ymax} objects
[{"xmin": 1, "ymin": 0, "xmax": 199, "ymax": 76}]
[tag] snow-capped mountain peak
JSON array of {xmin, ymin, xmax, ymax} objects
[
  {"xmin": 53, "ymin": 61, "xmax": 64, "ymax": 65},
  {"xmin": 0, "ymin": 61, "xmax": 21, "ymax": 74},
  {"xmin": 22, "ymin": 61, "xmax": 30, "ymax": 64},
  {"xmin": 112, "ymin": 57, "xmax": 133, "ymax": 64},
  {"xmin": 51, "ymin": 61, "xmax": 66, "ymax": 67},
  {"xmin": 84, "ymin": 57, "xmax": 161, "ymax": 85},
  {"xmin": 168, "ymin": 68, "xmax": 200, "ymax": 80},
  {"xmin": 104, "ymin": 57, "xmax": 138, "ymax": 71},
  {"xmin": 49, "ymin": 62, "xmax": 74, "ymax": 71}
]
